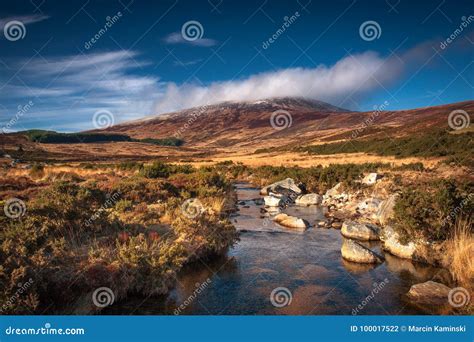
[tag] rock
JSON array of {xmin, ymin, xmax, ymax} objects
[
  {"xmin": 325, "ymin": 182, "xmax": 342, "ymax": 198},
  {"xmin": 341, "ymin": 239, "xmax": 384, "ymax": 263},
  {"xmin": 331, "ymin": 222, "xmax": 342, "ymax": 229},
  {"xmin": 274, "ymin": 213, "xmax": 310, "ymax": 230},
  {"xmin": 406, "ymin": 281, "xmax": 451, "ymax": 305},
  {"xmin": 341, "ymin": 221, "xmax": 380, "ymax": 241},
  {"xmin": 361, "ymin": 173, "xmax": 380, "ymax": 185},
  {"xmin": 356, "ymin": 198, "xmax": 382, "ymax": 213},
  {"xmin": 317, "ymin": 221, "xmax": 326, "ymax": 227},
  {"xmin": 374, "ymin": 194, "xmax": 398, "ymax": 225},
  {"xmin": 381, "ymin": 226, "xmax": 416, "ymax": 259},
  {"xmin": 295, "ymin": 193, "xmax": 322, "ymax": 206},
  {"xmin": 264, "ymin": 196, "xmax": 283, "ymax": 207},
  {"xmin": 260, "ymin": 178, "xmax": 302, "ymax": 196}
]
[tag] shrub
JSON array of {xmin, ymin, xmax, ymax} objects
[
  {"xmin": 29, "ymin": 163, "xmax": 44, "ymax": 178},
  {"xmin": 393, "ymin": 179, "xmax": 473, "ymax": 242},
  {"xmin": 139, "ymin": 162, "xmax": 170, "ymax": 178}
]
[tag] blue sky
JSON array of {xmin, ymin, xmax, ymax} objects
[{"xmin": 0, "ymin": 0, "xmax": 473, "ymax": 132}]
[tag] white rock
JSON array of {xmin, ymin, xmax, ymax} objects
[
  {"xmin": 341, "ymin": 239, "xmax": 384, "ymax": 263},
  {"xmin": 341, "ymin": 221, "xmax": 380, "ymax": 241},
  {"xmin": 295, "ymin": 193, "xmax": 322, "ymax": 206},
  {"xmin": 260, "ymin": 178, "xmax": 302, "ymax": 196},
  {"xmin": 264, "ymin": 196, "xmax": 283, "ymax": 207},
  {"xmin": 361, "ymin": 173, "xmax": 380, "ymax": 185},
  {"xmin": 381, "ymin": 226, "xmax": 416, "ymax": 259},
  {"xmin": 374, "ymin": 194, "xmax": 398, "ymax": 226},
  {"xmin": 274, "ymin": 213, "xmax": 310, "ymax": 230},
  {"xmin": 357, "ymin": 197, "xmax": 382, "ymax": 213}
]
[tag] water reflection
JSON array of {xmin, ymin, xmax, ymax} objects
[{"xmin": 107, "ymin": 183, "xmax": 449, "ymax": 315}]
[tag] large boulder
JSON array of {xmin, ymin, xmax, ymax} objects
[
  {"xmin": 295, "ymin": 193, "xmax": 322, "ymax": 206},
  {"xmin": 260, "ymin": 178, "xmax": 302, "ymax": 196},
  {"xmin": 381, "ymin": 226, "xmax": 416, "ymax": 259},
  {"xmin": 374, "ymin": 194, "xmax": 398, "ymax": 225},
  {"xmin": 273, "ymin": 213, "xmax": 310, "ymax": 230},
  {"xmin": 406, "ymin": 281, "xmax": 451, "ymax": 305},
  {"xmin": 264, "ymin": 196, "xmax": 283, "ymax": 207},
  {"xmin": 341, "ymin": 221, "xmax": 380, "ymax": 241},
  {"xmin": 341, "ymin": 239, "xmax": 384, "ymax": 263},
  {"xmin": 361, "ymin": 173, "xmax": 380, "ymax": 185}
]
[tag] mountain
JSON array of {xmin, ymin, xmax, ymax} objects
[{"xmin": 100, "ymin": 97, "xmax": 473, "ymax": 151}]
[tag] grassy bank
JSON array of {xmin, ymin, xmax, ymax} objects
[
  {"xmin": 298, "ymin": 129, "xmax": 473, "ymax": 167},
  {"xmin": 0, "ymin": 163, "xmax": 237, "ymax": 314}
]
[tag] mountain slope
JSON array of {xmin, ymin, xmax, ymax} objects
[{"xmin": 100, "ymin": 98, "xmax": 473, "ymax": 151}]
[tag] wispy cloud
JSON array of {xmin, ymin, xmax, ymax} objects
[
  {"xmin": 173, "ymin": 58, "xmax": 203, "ymax": 67},
  {"xmin": 0, "ymin": 50, "xmax": 161, "ymax": 131},
  {"xmin": 163, "ymin": 32, "xmax": 218, "ymax": 47},
  {"xmin": 0, "ymin": 14, "xmax": 49, "ymax": 29}
]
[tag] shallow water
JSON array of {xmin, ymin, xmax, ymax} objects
[{"xmin": 107, "ymin": 183, "xmax": 448, "ymax": 315}]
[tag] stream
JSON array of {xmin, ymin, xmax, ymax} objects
[{"xmin": 107, "ymin": 182, "xmax": 447, "ymax": 315}]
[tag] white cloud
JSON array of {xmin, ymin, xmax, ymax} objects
[
  {"xmin": 163, "ymin": 32, "xmax": 218, "ymax": 47},
  {"xmin": 0, "ymin": 50, "xmax": 161, "ymax": 131},
  {"xmin": 153, "ymin": 51, "xmax": 404, "ymax": 113},
  {"xmin": 0, "ymin": 14, "xmax": 49, "ymax": 30}
]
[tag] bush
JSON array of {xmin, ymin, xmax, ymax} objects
[
  {"xmin": 139, "ymin": 162, "xmax": 170, "ymax": 178},
  {"xmin": 393, "ymin": 179, "xmax": 473, "ymax": 243},
  {"xmin": 29, "ymin": 163, "xmax": 44, "ymax": 178}
]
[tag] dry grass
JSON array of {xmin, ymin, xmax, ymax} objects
[{"xmin": 443, "ymin": 218, "xmax": 474, "ymax": 290}]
